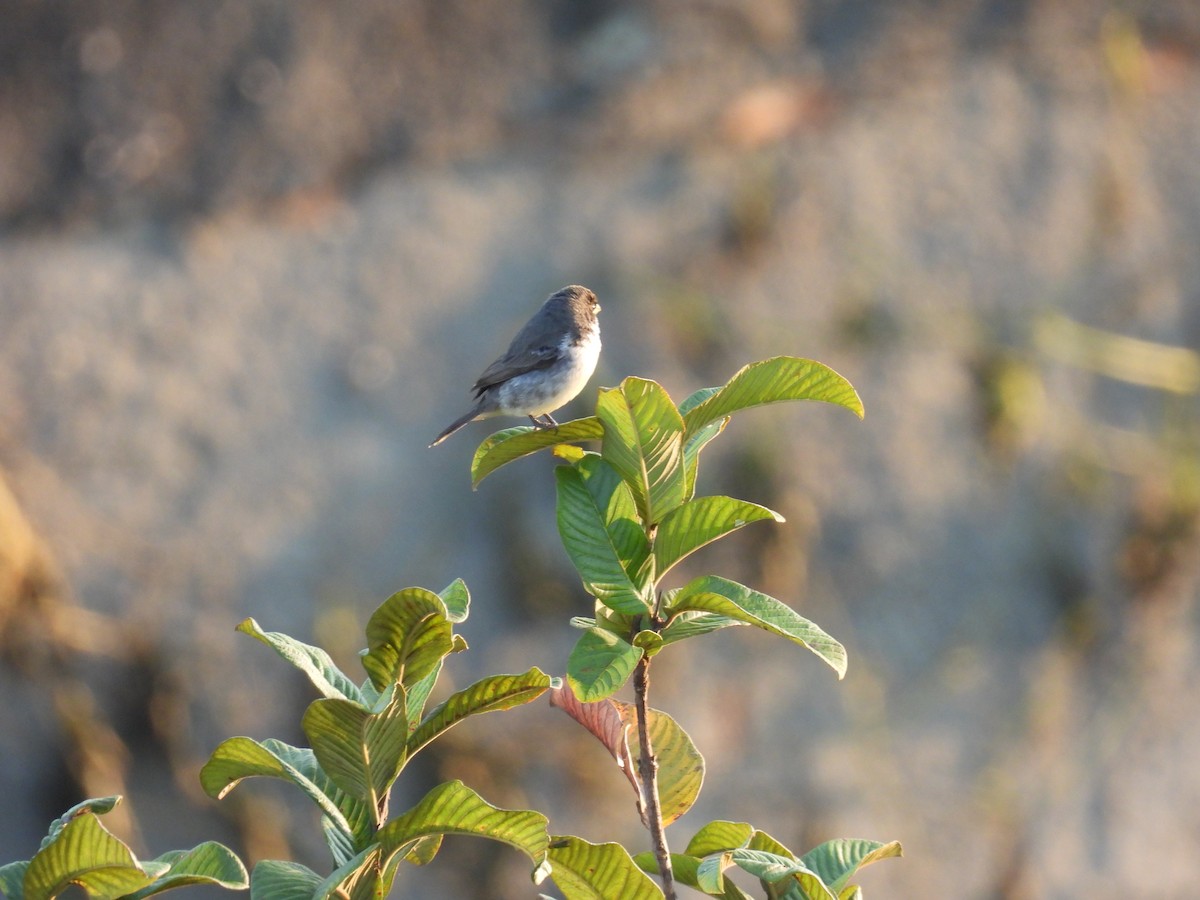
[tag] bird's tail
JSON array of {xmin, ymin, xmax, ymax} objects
[{"xmin": 429, "ymin": 407, "xmax": 483, "ymax": 447}]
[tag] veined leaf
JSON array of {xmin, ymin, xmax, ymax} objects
[
  {"xmin": 597, "ymin": 379, "xmax": 687, "ymax": 525},
  {"xmin": 303, "ymin": 685, "xmax": 409, "ymax": 819},
  {"xmin": 125, "ymin": 843, "xmax": 248, "ymax": 898},
  {"xmin": 685, "ymin": 821, "xmax": 754, "ymax": 857},
  {"xmin": 696, "ymin": 849, "xmax": 834, "ymax": 900},
  {"xmin": 654, "ymin": 496, "xmax": 783, "ymax": 578},
  {"xmin": 0, "ymin": 861, "xmax": 28, "ymax": 898},
  {"xmin": 556, "ymin": 459, "xmax": 652, "ymax": 615},
  {"xmin": 633, "ymin": 852, "xmax": 751, "ymax": 900},
  {"xmin": 200, "ymin": 737, "xmax": 369, "ymax": 854},
  {"xmin": 682, "ymin": 416, "xmax": 727, "ymax": 500},
  {"xmin": 567, "ymin": 628, "xmax": 643, "ymax": 702},
  {"xmin": 403, "ymin": 662, "xmax": 443, "ymax": 734},
  {"xmin": 659, "ymin": 611, "xmax": 742, "ymax": 645},
  {"xmin": 683, "ymin": 357, "xmax": 864, "ymax": 437},
  {"xmin": 546, "ymin": 836, "xmax": 663, "ymax": 900},
  {"xmin": 236, "ymin": 618, "xmax": 362, "ymax": 702},
  {"xmin": 471, "ymin": 418, "xmax": 605, "ymax": 488},
  {"xmin": 361, "ymin": 587, "xmax": 454, "ymax": 692},
  {"xmin": 408, "ymin": 668, "xmax": 554, "ymax": 755},
  {"xmin": 678, "ymin": 383, "xmax": 726, "ymax": 499},
  {"xmin": 438, "ymin": 578, "xmax": 471, "ymax": 623},
  {"xmin": 312, "ymin": 845, "xmax": 385, "ymax": 900},
  {"xmin": 747, "ymin": 828, "xmax": 797, "ymax": 860},
  {"xmin": 249, "ymin": 860, "xmax": 322, "ymax": 900},
  {"xmin": 667, "ymin": 576, "xmax": 847, "ymax": 678},
  {"xmin": 800, "ymin": 839, "xmax": 903, "ymax": 894},
  {"xmin": 377, "ymin": 781, "xmax": 549, "ymax": 872},
  {"xmin": 34, "ymin": 797, "xmax": 122, "ymax": 853},
  {"xmin": 23, "ymin": 813, "xmax": 153, "ymax": 900},
  {"xmin": 614, "ymin": 699, "xmax": 704, "ymax": 826},
  {"xmin": 548, "ymin": 684, "xmax": 703, "ymax": 826}
]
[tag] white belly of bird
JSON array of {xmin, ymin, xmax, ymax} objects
[{"xmin": 498, "ymin": 330, "xmax": 601, "ymax": 416}]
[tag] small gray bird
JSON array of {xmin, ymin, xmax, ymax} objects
[{"xmin": 429, "ymin": 285, "xmax": 602, "ymax": 447}]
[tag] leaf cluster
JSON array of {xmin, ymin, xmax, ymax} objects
[{"xmin": 0, "ymin": 797, "xmax": 247, "ymax": 900}]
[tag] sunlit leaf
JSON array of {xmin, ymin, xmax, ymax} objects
[
  {"xmin": 438, "ymin": 578, "xmax": 471, "ymax": 623},
  {"xmin": 555, "ymin": 459, "xmax": 652, "ymax": 615},
  {"xmin": 567, "ymin": 628, "xmax": 643, "ymax": 702},
  {"xmin": 471, "ymin": 418, "xmax": 605, "ymax": 487},
  {"xmin": 653, "ymin": 496, "xmax": 783, "ymax": 578},
  {"xmin": 23, "ymin": 813, "xmax": 152, "ymax": 900},
  {"xmin": 658, "ymin": 611, "xmax": 742, "ymax": 645},
  {"xmin": 800, "ymin": 839, "xmax": 903, "ymax": 894},
  {"xmin": 597, "ymin": 379, "xmax": 687, "ymax": 525},
  {"xmin": 249, "ymin": 860, "xmax": 321, "ymax": 900},
  {"xmin": 236, "ymin": 618, "xmax": 362, "ymax": 702},
  {"xmin": 633, "ymin": 852, "xmax": 751, "ymax": 900},
  {"xmin": 377, "ymin": 781, "xmax": 549, "ymax": 873},
  {"xmin": 546, "ymin": 836, "xmax": 663, "ymax": 899},
  {"xmin": 125, "ymin": 843, "xmax": 248, "ymax": 898},
  {"xmin": 548, "ymin": 685, "xmax": 639, "ymax": 795},
  {"xmin": 696, "ymin": 849, "xmax": 834, "ymax": 900},
  {"xmin": 200, "ymin": 737, "xmax": 368, "ymax": 853},
  {"xmin": 408, "ymin": 668, "xmax": 554, "ymax": 755},
  {"xmin": 303, "ymin": 685, "xmax": 409, "ymax": 817},
  {"xmin": 361, "ymin": 587, "xmax": 454, "ymax": 692},
  {"xmin": 683, "ymin": 357, "xmax": 864, "ymax": 437},
  {"xmin": 685, "ymin": 821, "xmax": 754, "ymax": 856},
  {"xmin": 667, "ymin": 576, "xmax": 847, "ymax": 678}
]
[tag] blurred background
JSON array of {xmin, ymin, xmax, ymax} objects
[{"xmin": 2, "ymin": 1, "xmax": 1199, "ymax": 897}]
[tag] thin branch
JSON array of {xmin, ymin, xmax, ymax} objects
[{"xmin": 634, "ymin": 652, "xmax": 676, "ymax": 899}]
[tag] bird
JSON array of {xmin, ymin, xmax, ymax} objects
[{"xmin": 429, "ymin": 284, "xmax": 602, "ymax": 447}]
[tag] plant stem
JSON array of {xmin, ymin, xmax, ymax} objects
[{"xmin": 634, "ymin": 652, "xmax": 676, "ymax": 899}]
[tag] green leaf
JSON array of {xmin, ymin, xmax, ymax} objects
[
  {"xmin": 200, "ymin": 737, "xmax": 370, "ymax": 855},
  {"xmin": 678, "ymin": 384, "xmax": 727, "ymax": 498},
  {"xmin": 597, "ymin": 379, "xmax": 687, "ymax": 525},
  {"xmin": 682, "ymin": 417, "xmax": 727, "ymax": 500},
  {"xmin": 361, "ymin": 587, "xmax": 454, "ymax": 692},
  {"xmin": 555, "ymin": 459, "xmax": 653, "ymax": 615},
  {"xmin": 236, "ymin": 618, "xmax": 362, "ymax": 702},
  {"xmin": 654, "ymin": 496, "xmax": 783, "ymax": 578},
  {"xmin": 24, "ymin": 813, "xmax": 153, "ymax": 900},
  {"xmin": 658, "ymin": 611, "xmax": 742, "ymax": 645},
  {"xmin": 403, "ymin": 662, "xmax": 444, "ymax": 733},
  {"xmin": 249, "ymin": 860, "xmax": 322, "ymax": 900},
  {"xmin": 696, "ymin": 849, "xmax": 834, "ymax": 900},
  {"xmin": 377, "ymin": 781, "xmax": 549, "ymax": 872},
  {"xmin": 667, "ymin": 576, "xmax": 847, "ymax": 678},
  {"xmin": 303, "ymin": 685, "xmax": 409, "ymax": 818},
  {"xmin": 125, "ymin": 843, "xmax": 248, "ymax": 898},
  {"xmin": 438, "ymin": 579, "xmax": 471, "ymax": 623},
  {"xmin": 685, "ymin": 821, "xmax": 754, "ymax": 856},
  {"xmin": 312, "ymin": 845, "xmax": 387, "ymax": 900},
  {"xmin": 471, "ymin": 418, "xmax": 605, "ymax": 487},
  {"xmin": 683, "ymin": 357, "xmax": 864, "ymax": 437},
  {"xmin": 35, "ymin": 797, "xmax": 122, "ymax": 853},
  {"xmin": 567, "ymin": 628, "xmax": 643, "ymax": 702},
  {"xmin": 408, "ymin": 668, "xmax": 554, "ymax": 755},
  {"xmin": 677, "ymin": 387, "xmax": 721, "ymax": 416},
  {"xmin": 546, "ymin": 836, "xmax": 663, "ymax": 899},
  {"xmin": 747, "ymin": 828, "xmax": 797, "ymax": 860},
  {"xmin": 613, "ymin": 700, "xmax": 704, "ymax": 826},
  {"xmin": 633, "ymin": 853, "xmax": 751, "ymax": 900},
  {"xmin": 800, "ymin": 839, "xmax": 903, "ymax": 894},
  {"xmin": 0, "ymin": 861, "xmax": 28, "ymax": 898}
]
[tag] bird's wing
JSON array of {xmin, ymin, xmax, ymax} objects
[{"xmin": 471, "ymin": 343, "xmax": 562, "ymax": 395}]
